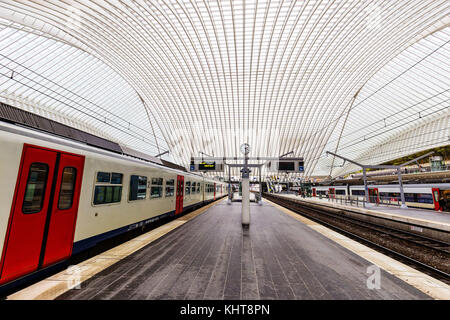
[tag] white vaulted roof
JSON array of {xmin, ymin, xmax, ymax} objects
[{"xmin": 0, "ymin": 0, "xmax": 448, "ymax": 177}]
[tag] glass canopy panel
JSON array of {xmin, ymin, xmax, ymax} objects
[
  {"xmin": 0, "ymin": 0, "xmax": 447, "ymax": 178},
  {"xmin": 0, "ymin": 21, "xmax": 169, "ymax": 159},
  {"xmin": 318, "ymin": 27, "xmax": 450, "ymax": 177}
]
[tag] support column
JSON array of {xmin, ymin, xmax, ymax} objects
[
  {"xmin": 363, "ymin": 166, "xmax": 370, "ymax": 207},
  {"xmin": 241, "ymin": 175, "xmax": 250, "ymax": 227},
  {"xmin": 227, "ymin": 165, "xmax": 232, "ymax": 205},
  {"xmin": 259, "ymin": 166, "xmax": 262, "ymax": 205},
  {"xmin": 397, "ymin": 167, "xmax": 408, "ymax": 209},
  {"xmin": 241, "ymin": 161, "xmax": 251, "ymax": 228}
]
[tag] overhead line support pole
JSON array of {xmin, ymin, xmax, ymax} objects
[{"xmin": 326, "ymin": 151, "xmax": 435, "ymax": 209}]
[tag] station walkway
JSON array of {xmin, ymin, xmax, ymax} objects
[
  {"xmin": 52, "ymin": 200, "xmax": 434, "ymax": 300},
  {"xmin": 277, "ymin": 194, "xmax": 450, "ymax": 231}
]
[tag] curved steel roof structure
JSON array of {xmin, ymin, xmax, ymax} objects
[{"xmin": 0, "ymin": 0, "xmax": 448, "ymax": 178}]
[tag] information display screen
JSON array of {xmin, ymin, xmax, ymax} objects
[
  {"xmin": 278, "ymin": 161, "xmax": 295, "ymax": 171},
  {"xmin": 199, "ymin": 161, "xmax": 216, "ymax": 170},
  {"xmin": 299, "ymin": 161, "xmax": 304, "ymax": 172}
]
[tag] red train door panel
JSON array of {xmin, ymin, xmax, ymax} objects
[
  {"xmin": 0, "ymin": 145, "xmax": 84, "ymax": 284},
  {"xmin": 328, "ymin": 188, "xmax": 335, "ymax": 199},
  {"xmin": 368, "ymin": 188, "xmax": 379, "ymax": 204},
  {"xmin": 312, "ymin": 188, "xmax": 317, "ymax": 197},
  {"xmin": 175, "ymin": 175, "xmax": 184, "ymax": 215},
  {"xmin": 0, "ymin": 146, "xmax": 57, "ymax": 283},
  {"xmin": 42, "ymin": 153, "xmax": 85, "ymax": 267},
  {"xmin": 432, "ymin": 188, "xmax": 440, "ymax": 211}
]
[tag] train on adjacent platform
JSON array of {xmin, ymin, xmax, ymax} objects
[
  {"xmin": 0, "ymin": 121, "xmax": 226, "ymax": 287},
  {"xmin": 311, "ymin": 184, "xmax": 450, "ymax": 211}
]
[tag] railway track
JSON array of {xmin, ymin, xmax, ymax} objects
[{"xmin": 264, "ymin": 193, "xmax": 450, "ymax": 284}]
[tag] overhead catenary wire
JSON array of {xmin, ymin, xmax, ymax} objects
[
  {"xmin": 0, "ymin": 1, "xmax": 447, "ymax": 178},
  {"xmin": 0, "ymin": 54, "xmax": 168, "ymax": 147},
  {"xmin": 0, "ymin": 70, "xmax": 164, "ymax": 152}
]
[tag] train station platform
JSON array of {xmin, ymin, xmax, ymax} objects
[
  {"xmin": 10, "ymin": 199, "xmax": 449, "ymax": 300},
  {"xmin": 275, "ymin": 194, "xmax": 450, "ymax": 232}
]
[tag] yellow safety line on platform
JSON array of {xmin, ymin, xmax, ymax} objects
[
  {"xmin": 265, "ymin": 199, "xmax": 450, "ymax": 300},
  {"xmin": 7, "ymin": 198, "xmax": 226, "ymax": 300}
]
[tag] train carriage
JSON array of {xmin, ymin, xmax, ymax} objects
[
  {"xmin": 311, "ymin": 183, "xmax": 450, "ymax": 211},
  {"xmin": 0, "ymin": 121, "xmax": 226, "ymax": 286},
  {"xmin": 348, "ymin": 184, "xmax": 448, "ymax": 210},
  {"xmin": 312, "ymin": 185, "xmax": 348, "ymax": 199}
]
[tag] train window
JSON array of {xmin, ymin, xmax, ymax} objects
[
  {"xmin": 97, "ymin": 172, "xmax": 111, "ymax": 183},
  {"xmin": 107, "ymin": 187, "xmax": 122, "ymax": 203},
  {"xmin": 417, "ymin": 193, "xmax": 433, "ymax": 204},
  {"xmin": 433, "ymin": 191, "xmax": 439, "ymax": 202},
  {"xmin": 197, "ymin": 184, "xmax": 201, "ymax": 193},
  {"xmin": 152, "ymin": 178, "xmax": 163, "ymax": 186},
  {"xmin": 165, "ymin": 179, "xmax": 175, "ymax": 197},
  {"xmin": 185, "ymin": 181, "xmax": 191, "ymax": 195},
  {"xmin": 351, "ymin": 190, "xmax": 365, "ymax": 196},
  {"xmin": 336, "ymin": 190, "xmax": 346, "ymax": 195},
  {"xmin": 151, "ymin": 187, "xmax": 162, "ymax": 198},
  {"xmin": 93, "ymin": 186, "xmax": 122, "ymax": 205},
  {"xmin": 93, "ymin": 171, "xmax": 123, "ymax": 205},
  {"xmin": 111, "ymin": 173, "xmax": 123, "ymax": 184},
  {"xmin": 379, "ymin": 192, "xmax": 390, "ymax": 200},
  {"xmin": 112, "ymin": 186, "xmax": 122, "ymax": 202},
  {"xmin": 58, "ymin": 167, "xmax": 77, "ymax": 210},
  {"xmin": 105, "ymin": 186, "xmax": 113, "ymax": 203},
  {"xmin": 22, "ymin": 163, "xmax": 49, "ymax": 214},
  {"xmin": 129, "ymin": 175, "xmax": 147, "ymax": 201},
  {"xmin": 405, "ymin": 193, "xmax": 416, "ymax": 202},
  {"xmin": 94, "ymin": 186, "xmax": 105, "ymax": 204},
  {"xmin": 150, "ymin": 177, "xmax": 163, "ymax": 198}
]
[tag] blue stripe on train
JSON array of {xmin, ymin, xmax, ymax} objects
[
  {"xmin": 71, "ymin": 200, "xmax": 212, "ymax": 255},
  {"xmin": 72, "ymin": 210, "xmax": 176, "ymax": 255}
]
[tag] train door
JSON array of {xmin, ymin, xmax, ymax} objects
[
  {"xmin": 328, "ymin": 188, "xmax": 335, "ymax": 199},
  {"xmin": 0, "ymin": 144, "xmax": 84, "ymax": 284},
  {"xmin": 312, "ymin": 188, "xmax": 317, "ymax": 197},
  {"xmin": 432, "ymin": 188, "xmax": 440, "ymax": 211},
  {"xmin": 42, "ymin": 153, "xmax": 85, "ymax": 267},
  {"xmin": 368, "ymin": 188, "xmax": 379, "ymax": 204},
  {"xmin": 214, "ymin": 183, "xmax": 216, "ymax": 201},
  {"xmin": 175, "ymin": 175, "xmax": 184, "ymax": 215}
]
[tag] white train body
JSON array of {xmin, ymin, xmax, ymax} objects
[
  {"xmin": 0, "ymin": 122, "xmax": 225, "ymax": 285},
  {"xmin": 312, "ymin": 183, "xmax": 450, "ymax": 210}
]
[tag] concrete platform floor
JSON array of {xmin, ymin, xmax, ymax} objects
[{"xmin": 57, "ymin": 201, "xmax": 431, "ymax": 300}]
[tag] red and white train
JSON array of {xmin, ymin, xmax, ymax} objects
[
  {"xmin": 0, "ymin": 120, "xmax": 226, "ymax": 287},
  {"xmin": 312, "ymin": 184, "xmax": 450, "ymax": 211}
]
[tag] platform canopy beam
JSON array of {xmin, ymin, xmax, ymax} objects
[{"xmin": 326, "ymin": 151, "xmax": 434, "ymax": 209}]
